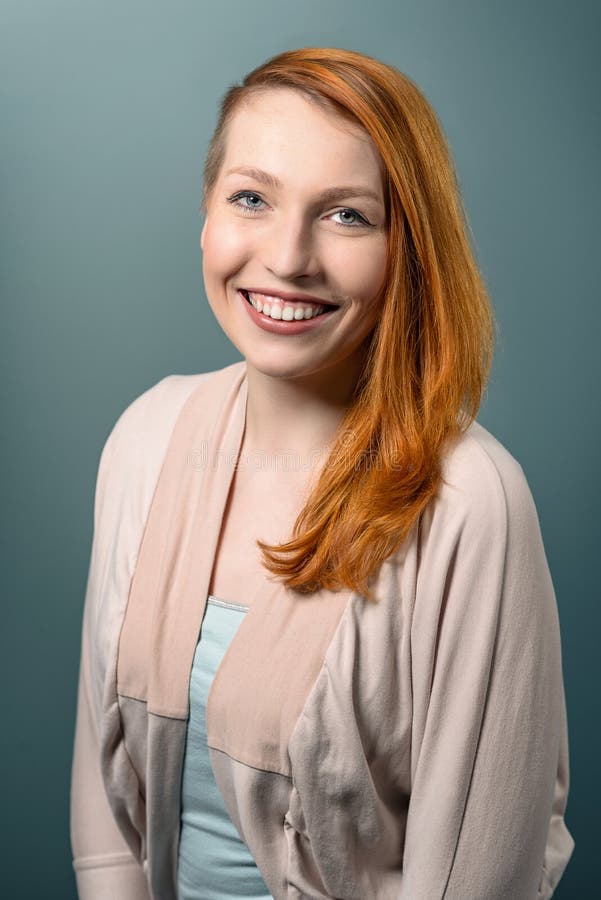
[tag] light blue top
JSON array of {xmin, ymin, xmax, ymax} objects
[{"xmin": 177, "ymin": 595, "xmax": 273, "ymax": 900}]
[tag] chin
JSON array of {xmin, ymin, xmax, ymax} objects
[
  {"xmin": 244, "ymin": 358, "xmax": 310, "ymax": 381},
  {"xmin": 242, "ymin": 347, "xmax": 326, "ymax": 381}
]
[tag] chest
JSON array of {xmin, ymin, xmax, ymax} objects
[{"xmin": 207, "ymin": 464, "xmax": 312, "ymax": 608}]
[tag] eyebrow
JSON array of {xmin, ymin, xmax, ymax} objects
[{"xmin": 225, "ymin": 166, "xmax": 384, "ymax": 206}]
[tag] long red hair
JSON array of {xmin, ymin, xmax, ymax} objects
[{"xmin": 201, "ymin": 47, "xmax": 496, "ymax": 601}]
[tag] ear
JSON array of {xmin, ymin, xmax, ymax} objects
[{"xmin": 200, "ymin": 216, "xmax": 208, "ymax": 251}]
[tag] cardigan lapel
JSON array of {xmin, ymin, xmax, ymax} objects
[
  {"xmin": 117, "ymin": 361, "xmax": 248, "ymax": 719},
  {"xmin": 117, "ymin": 359, "xmax": 355, "ymax": 777}
]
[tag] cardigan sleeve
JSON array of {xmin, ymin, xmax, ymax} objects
[
  {"xmin": 399, "ymin": 442, "xmax": 574, "ymax": 900},
  {"xmin": 70, "ymin": 430, "xmax": 151, "ymax": 900}
]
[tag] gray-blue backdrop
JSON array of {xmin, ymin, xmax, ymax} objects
[{"xmin": 1, "ymin": 1, "xmax": 597, "ymax": 896}]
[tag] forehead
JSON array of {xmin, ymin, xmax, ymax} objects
[{"xmin": 221, "ymin": 88, "xmax": 385, "ymax": 191}]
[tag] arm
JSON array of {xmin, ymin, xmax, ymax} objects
[
  {"xmin": 70, "ymin": 433, "xmax": 151, "ymax": 900},
  {"xmin": 400, "ymin": 448, "xmax": 574, "ymax": 899}
]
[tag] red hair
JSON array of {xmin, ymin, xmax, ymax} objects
[{"xmin": 202, "ymin": 47, "xmax": 496, "ymax": 602}]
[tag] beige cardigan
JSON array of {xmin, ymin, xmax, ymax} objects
[{"xmin": 70, "ymin": 360, "xmax": 574, "ymax": 899}]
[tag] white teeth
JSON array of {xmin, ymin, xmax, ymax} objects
[{"xmin": 246, "ymin": 291, "xmax": 325, "ymax": 321}]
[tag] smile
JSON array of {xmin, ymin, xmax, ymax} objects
[
  {"xmin": 238, "ymin": 289, "xmax": 339, "ymax": 335},
  {"xmin": 242, "ymin": 290, "xmax": 333, "ymax": 321}
]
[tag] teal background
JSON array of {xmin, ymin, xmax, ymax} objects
[{"xmin": 1, "ymin": 1, "xmax": 598, "ymax": 896}]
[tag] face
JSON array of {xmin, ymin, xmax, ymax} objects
[{"xmin": 200, "ymin": 87, "xmax": 388, "ymax": 387}]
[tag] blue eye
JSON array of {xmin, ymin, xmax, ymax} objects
[
  {"xmin": 225, "ymin": 190, "xmax": 373, "ymax": 229},
  {"xmin": 227, "ymin": 191, "xmax": 265, "ymax": 213},
  {"xmin": 332, "ymin": 209, "xmax": 367, "ymax": 228}
]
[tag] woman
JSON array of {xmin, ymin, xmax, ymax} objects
[{"xmin": 70, "ymin": 48, "xmax": 574, "ymax": 899}]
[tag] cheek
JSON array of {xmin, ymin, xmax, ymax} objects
[
  {"xmin": 337, "ymin": 237, "xmax": 388, "ymax": 305},
  {"xmin": 202, "ymin": 219, "xmax": 249, "ymax": 283}
]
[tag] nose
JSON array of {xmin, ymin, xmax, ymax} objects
[{"xmin": 259, "ymin": 215, "xmax": 320, "ymax": 282}]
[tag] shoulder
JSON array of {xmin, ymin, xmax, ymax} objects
[
  {"xmin": 413, "ymin": 419, "xmax": 548, "ymax": 594},
  {"xmin": 92, "ymin": 361, "xmax": 244, "ymax": 531},
  {"xmin": 98, "ymin": 361, "xmax": 245, "ymax": 480},
  {"xmin": 432, "ymin": 419, "xmax": 540, "ymax": 542},
  {"xmin": 93, "ymin": 373, "xmax": 203, "ymax": 509},
  {"xmin": 104, "ymin": 368, "xmax": 219, "ymax": 455}
]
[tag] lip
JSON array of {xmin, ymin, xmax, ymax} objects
[
  {"xmin": 238, "ymin": 289, "xmax": 339, "ymax": 335},
  {"xmin": 242, "ymin": 287, "xmax": 340, "ymax": 308}
]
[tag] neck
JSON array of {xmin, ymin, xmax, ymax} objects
[{"xmin": 241, "ymin": 348, "xmax": 367, "ymax": 473}]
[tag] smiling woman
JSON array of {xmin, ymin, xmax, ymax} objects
[
  {"xmin": 200, "ymin": 87, "xmax": 389, "ymax": 389},
  {"xmin": 70, "ymin": 47, "xmax": 574, "ymax": 900}
]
